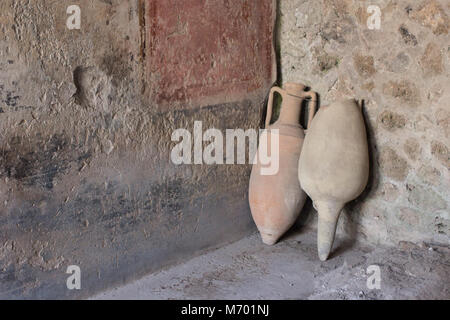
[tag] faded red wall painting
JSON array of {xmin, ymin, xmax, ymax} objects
[{"xmin": 146, "ymin": 0, "xmax": 276, "ymax": 109}]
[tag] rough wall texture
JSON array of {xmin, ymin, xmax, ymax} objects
[
  {"xmin": 278, "ymin": 0, "xmax": 449, "ymax": 246},
  {"xmin": 0, "ymin": 0, "xmax": 275, "ymax": 299}
]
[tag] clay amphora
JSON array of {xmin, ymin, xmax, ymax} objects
[
  {"xmin": 249, "ymin": 83, "xmax": 317, "ymax": 245},
  {"xmin": 298, "ymin": 99, "xmax": 369, "ymax": 261}
]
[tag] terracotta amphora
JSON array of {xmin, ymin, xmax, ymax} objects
[
  {"xmin": 249, "ymin": 83, "xmax": 317, "ymax": 245},
  {"xmin": 298, "ymin": 99, "xmax": 369, "ymax": 261}
]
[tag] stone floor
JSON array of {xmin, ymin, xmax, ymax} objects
[{"xmin": 92, "ymin": 229, "xmax": 450, "ymax": 300}]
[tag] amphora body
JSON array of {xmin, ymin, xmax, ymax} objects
[
  {"xmin": 298, "ymin": 99, "xmax": 369, "ymax": 260},
  {"xmin": 249, "ymin": 83, "xmax": 316, "ymax": 245}
]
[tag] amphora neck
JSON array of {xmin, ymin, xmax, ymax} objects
[{"xmin": 278, "ymin": 94, "xmax": 304, "ymax": 125}]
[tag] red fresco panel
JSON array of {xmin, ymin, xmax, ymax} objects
[{"xmin": 146, "ymin": 0, "xmax": 276, "ymax": 109}]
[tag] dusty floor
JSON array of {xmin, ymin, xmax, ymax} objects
[{"xmin": 92, "ymin": 229, "xmax": 450, "ymax": 300}]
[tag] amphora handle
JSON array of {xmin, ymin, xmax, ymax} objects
[
  {"xmin": 300, "ymin": 91, "xmax": 318, "ymax": 130},
  {"xmin": 265, "ymin": 86, "xmax": 285, "ymax": 128},
  {"xmin": 265, "ymin": 86, "xmax": 318, "ymax": 129}
]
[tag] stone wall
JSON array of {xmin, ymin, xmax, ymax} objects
[
  {"xmin": 0, "ymin": 0, "xmax": 275, "ymax": 299},
  {"xmin": 278, "ymin": 0, "xmax": 449, "ymax": 245}
]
